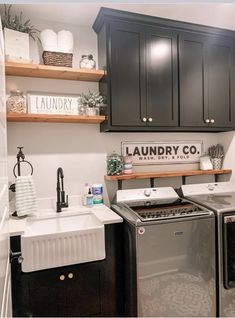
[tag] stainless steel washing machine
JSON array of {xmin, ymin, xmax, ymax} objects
[
  {"xmin": 182, "ymin": 181, "xmax": 235, "ymax": 317},
  {"xmin": 112, "ymin": 187, "xmax": 216, "ymax": 317}
]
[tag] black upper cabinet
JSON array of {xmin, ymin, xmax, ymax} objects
[
  {"xmin": 207, "ymin": 36, "xmax": 235, "ymax": 128},
  {"xmin": 179, "ymin": 32, "xmax": 207, "ymax": 127},
  {"xmin": 109, "ymin": 22, "xmax": 178, "ymax": 128},
  {"xmin": 179, "ymin": 32, "xmax": 235, "ymax": 128},
  {"xmin": 145, "ymin": 27, "xmax": 178, "ymax": 127},
  {"xmin": 93, "ymin": 8, "xmax": 235, "ymax": 132},
  {"xmin": 110, "ymin": 22, "xmax": 145, "ymax": 127}
]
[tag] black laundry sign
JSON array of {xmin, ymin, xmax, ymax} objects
[{"xmin": 121, "ymin": 141, "xmax": 202, "ymax": 165}]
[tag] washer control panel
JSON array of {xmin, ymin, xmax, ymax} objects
[
  {"xmin": 182, "ymin": 182, "xmax": 235, "ymax": 196},
  {"xmin": 116, "ymin": 187, "xmax": 179, "ymax": 204}
]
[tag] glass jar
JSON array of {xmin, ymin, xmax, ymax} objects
[
  {"xmin": 79, "ymin": 54, "xmax": 96, "ymax": 70},
  {"xmin": 123, "ymin": 154, "xmax": 133, "ymax": 174},
  {"xmin": 7, "ymin": 90, "xmax": 26, "ymax": 113},
  {"xmin": 107, "ymin": 151, "xmax": 123, "ymax": 176}
]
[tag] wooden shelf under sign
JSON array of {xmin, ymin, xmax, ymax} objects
[
  {"xmin": 7, "ymin": 113, "xmax": 105, "ymax": 124},
  {"xmin": 5, "ymin": 62, "xmax": 105, "ymax": 82},
  {"xmin": 105, "ymin": 169, "xmax": 232, "ymax": 189}
]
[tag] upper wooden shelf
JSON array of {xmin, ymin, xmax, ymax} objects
[
  {"xmin": 7, "ymin": 113, "xmax": 105, "ymax": 124},
  {"xmin": 105, "ymin": 169, "xmax": 232, "ymax": 180},
  {"xmin": 5, "ymin": 62, "xmax": 105, "ymax": 82}
]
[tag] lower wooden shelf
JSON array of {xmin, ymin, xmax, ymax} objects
[
  {"xmin": 105, "ymin": 169, "xmax": 232, "ymax": 189},
  {"xmin": 105, "ymin": 169, "xmax": 231, "ymax": 180},
  {"xmin": 7, "ymin": 113, "xmax": 105, "ymax": 124}
]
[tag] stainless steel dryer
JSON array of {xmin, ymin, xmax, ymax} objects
[
  {"xmin": 112, "ymin": 187, "xmax": 216, "ymax": 317},
  {"xmin": 181, "ymin": 181, "xmax": 235, "ymax": 317}
]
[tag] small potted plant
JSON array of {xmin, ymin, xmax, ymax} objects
[
  {"xmin": 1, "ymin": 5, "xmax": 40, "ymax": 62},
  {"xmin": 79, "ymin": 91, "xmax": 105, "ymax": 116}
]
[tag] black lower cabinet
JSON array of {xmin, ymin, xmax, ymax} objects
[{"xmin": 10, "ymin": 224, "xmax": 124, "ymax": 317}]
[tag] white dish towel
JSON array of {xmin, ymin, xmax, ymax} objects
[{"xmin": 15, "ymin": 175, "xmax": 37, "ymax": 217}]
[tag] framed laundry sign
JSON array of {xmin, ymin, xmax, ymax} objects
[
  {"xmin": 27, "ymin": 92, "xmax": 80, "ymax": 115},
  {"xmin": 121, "ymin": 141, "xmax": 203, "ymax": 165}
]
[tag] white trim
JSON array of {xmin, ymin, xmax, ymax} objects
[{"xmin": 1, "ymin": 260, "xmax": 11, "ymax": 318}]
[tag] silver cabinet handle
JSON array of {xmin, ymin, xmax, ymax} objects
[
  {"xmin": 142, "ymin": 117, "xmax": 147, "ymax": 122},
  {"xmin": 68, "ymin": 273, "xmax": 74, "ymax": 279},
  {"xmin": 210, "ymin": 119, "xmax": 215, "ymax": 123},
  {"xmin": 205, "ymin": 119, "xmax": 210, "ymax": 123},
  {"xmin": 60, "ymin": 274, "xmax": 65, "ymax": 281},
  {"xmin": 148, "ymin": 117, "xmax": 153, "ymax": 122}
]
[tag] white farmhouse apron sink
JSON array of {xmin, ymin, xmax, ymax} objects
[{"xmin": 21, "ymin": 212, "xmax": 105, "ymax": 272}]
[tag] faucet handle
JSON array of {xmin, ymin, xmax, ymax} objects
[
  {"xmin": 61, "ymin": 190, "xmax": 65, "ymax": 203},
  {"xmin": 66, "ymin": 195, "xmax": 69, "ymax": 207}
]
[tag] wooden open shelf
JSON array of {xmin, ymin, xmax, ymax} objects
[
  {"xmin": 105, "ymin": 169, "xmax": 232, "ymax": 180},
  {"xmin": 7, "ymin": 113, "xmax": 105, "ymax": 124},
  {"xmin": 105, "ymin": 169, "xmax": 232, "ymax": 189},
  {"xmin": 5, "ymin": 62, "xmax": 105, "ymax": 82}
]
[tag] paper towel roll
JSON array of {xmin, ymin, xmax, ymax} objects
[{"xmin": 57, "ymin": 30, "xmax": 74, "ymax": 53}]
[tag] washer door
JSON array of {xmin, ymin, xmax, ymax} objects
[
  {"xmin": 223, "ymin": 214, "xmax": 235, "ymax": 289},
  {"xmin": 137, "ymin": 217, "xmax": 216, "ymax": 317}
]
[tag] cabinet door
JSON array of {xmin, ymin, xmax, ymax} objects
[
  {"xmin": 146, "ymin": 27, "xmax": 178, "ymax": 126},
  {"xmin": 67, "ymin": 263, "xmax": 102, "ymax": 317},
  {"xmin": 28, "ymin": 268, "xmax": 67, "ymax": 317},
  {"xmin": 179, "ymin": 32, "xmax": 208, "ymax": 127},
  {"xmin": 207, "ymin": 37, "xmax": 234, "ymax": 128},
  {"xmin": 109, "ymin": 21, "xmax": 146, "ymax": 126}
]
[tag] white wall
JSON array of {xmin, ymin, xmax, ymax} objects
[
  {"xmin": 6, "ymin": 11, "xmax": 226, "ymax": 205},
  {"xmin": 218, "ymin": 132, "xmax": 235, "ymax": 183}
]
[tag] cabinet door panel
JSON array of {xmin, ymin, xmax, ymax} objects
[
  {"xmin": 110, "ymin": 22, "xmax": 146, "ymax": 126},
  {"xmin": 179, "ymin": 33, "xmax": 208, "ymax": 127},
  {"xmin": 67, "ymin": 263, "xmax": 102, "ymax": 317},
  {"xmin": 208, "ymin": 38, "xmax": 233, "ymax": 127},
  {"xmin": 28, "ymin": 268, "xmax": 67, "ymax": 317},
  {"xmin": 146, "ymin": 28, "xmax": 178, "ymax": 126}
]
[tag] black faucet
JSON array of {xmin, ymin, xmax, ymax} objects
[{"xmin": 56, "ymin": 167, "xmax": 69, "ymax": 212}]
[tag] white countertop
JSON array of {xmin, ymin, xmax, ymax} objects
[{"xmin": 9, "ymin": 196, "xmax": 123, "ymax": 237}]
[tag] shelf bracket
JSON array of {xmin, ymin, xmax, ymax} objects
[
  {"xmin": 150, "ymin": 178, "xmax": 154, "ymax": 188},
  {"xmin": 118, "ymin": 180, "xmax": 123, "ymax": 190},
  {"xmin": 182, "ymin": 176, "xmax": 186, "ymax": 185}
]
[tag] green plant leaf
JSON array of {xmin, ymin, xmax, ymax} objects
[{"xmin": 1, "ymin": 4, "xmax": 40, "ymax": 41}]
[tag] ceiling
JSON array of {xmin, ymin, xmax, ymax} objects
[{"xmin": 4, "ymin": 3, "xmax": 235, "ymax": 30}]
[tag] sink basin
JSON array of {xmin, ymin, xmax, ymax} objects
[{"xmin": 21, "ymin": 212, "xmax": 105, "ymax": 272}]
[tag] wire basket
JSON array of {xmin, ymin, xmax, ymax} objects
[
  {"xmin": 211, "ymin": 158, "xmax": 223, "ymax": 170},
  {"xmin": 42, "ymin": 51, "xmax": 73, "ymax": 67}
]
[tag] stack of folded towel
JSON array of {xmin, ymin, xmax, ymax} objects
[
  {"xmin": 40, "ymin": 29, "xmax": 74, "ymax": 53},
  {"xmin": 15, "ymin": 175, "xmax": 37, "ymax": 217}
]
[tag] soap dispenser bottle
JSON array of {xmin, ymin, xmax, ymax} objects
[{"xmin": 86, "ymin": 188, "xmax": 93, "ymax": 207}]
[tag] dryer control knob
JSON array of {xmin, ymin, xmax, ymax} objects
[{"xmin": 144, "ymin": 189, "xmax": 151, "ymax": 197}]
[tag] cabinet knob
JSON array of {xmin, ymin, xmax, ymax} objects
[
  {"xmin": 205, "ymin": 119, "xmax": 210, "ymax": 123},
  {"xmin": 142, "ymin": 117, "xmax": 147, "ymax": 122},
  {"xmin": 60, "ymin": 274, "xmax": 65, "ymax": 281},
  {"xmin": 148, "ymin": 117, "xmax": 153, "ymax": 122},
  {"xmin": 210, "ymin": 119, "xmax": 215, "ymax": 123},
  {"xmin": 68, "ymin": 273, "xmax": 74, "ymax": 279}
]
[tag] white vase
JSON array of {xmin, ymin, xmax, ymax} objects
[
  {"xmin": 4, "ymin": 28, "xmax": 29, "ymax": 61},
  {"xmin": 86, "ymin": 107, "xmax": 99, "ymax": 116}
]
